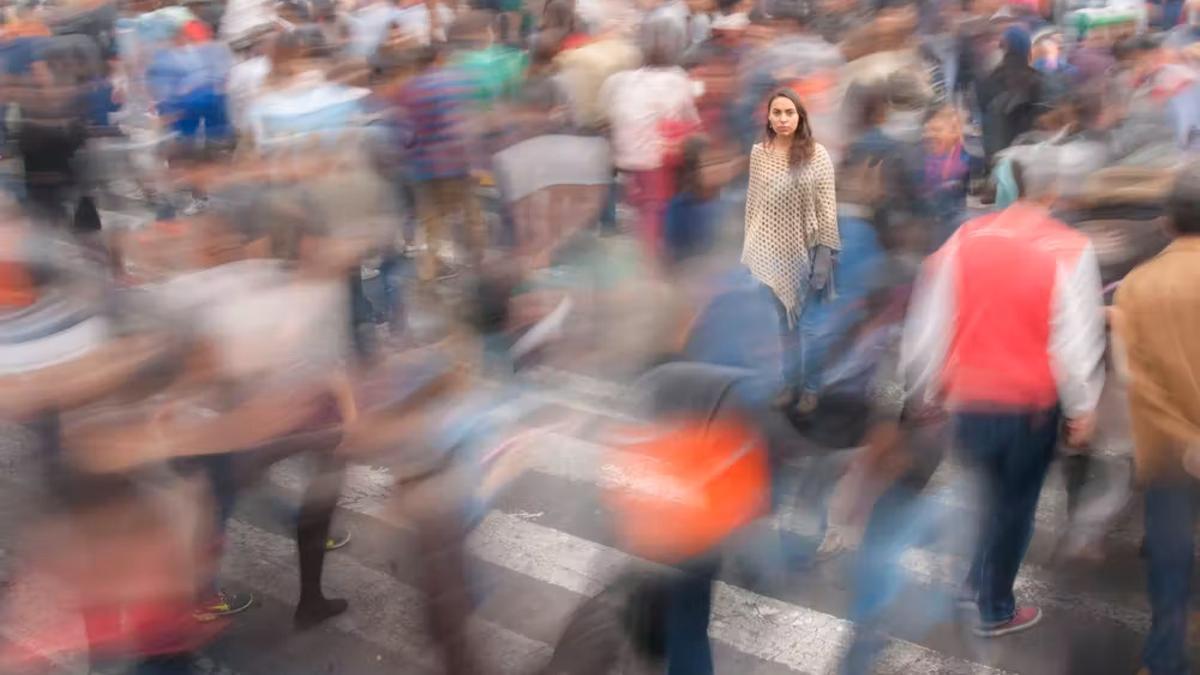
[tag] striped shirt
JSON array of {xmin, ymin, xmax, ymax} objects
[{"xmin": 394, "ymin": 66, "xmax": 477, "ymax": 182}]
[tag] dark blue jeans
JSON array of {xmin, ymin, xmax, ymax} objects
[
  {"xmin": 664, "ymin": 557, "xmax": 720, "ymax": 675},
  {"xmin": 955, "ymin": 408, "xmax": 1059, "ymax": 625},
  {"xmin": 1142, "ymin": 479, "xmax": 1199, "ymax": 675}
]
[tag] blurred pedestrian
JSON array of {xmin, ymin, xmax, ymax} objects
[
  {"xmin": 977, "ymin": 24, "xmax": 1047, "ymax": 197},
  {"xmin": 1112, "ymin": 162, "xmax": 1200, "ymax": 675},
  {"xmin": 599, "ymin": 13, "xmax": 699, "ymax": 262},
  {"xmin": 902, "ymin": 145, "xmax": 1105, "ymax": 637}
]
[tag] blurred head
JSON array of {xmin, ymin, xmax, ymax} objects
[
  {"xmin": 1032, "ymin": 28, "xmax": 1061, "ymax": 64},
  {"xmin": 541, "ymin": 0, "xmax": 576, "ymax": 32},
  {"xmin": 848, "ymin": 81, "xmax": 889, "ymax": 134},
  {"xmin": 639, "ymin": 13, "xmax": 688, "ymax": 67},
  {"xmin": 1014, "ymin": 145, "xmax": 1061, "ymax": 207},
  {"xmin": 1001, "ymin": 24, "xmax": 1031, "ymax": 66},
  {"xmin": 873, "ymin": 0, "xmax": 919, "ymax": 44},
  {"xmin": 763, "ymin": 89, "xmax": 815, "ymax": 166},
  {"xmin": 1168, "ymin": 162, "xmax": 1200, "ymax": 236},
  {"xmin": 270, "ymin": 25, "xmax": 332, "ymax": 77},
  {"xmin": 761, "ymin": 0, "xmax": 813, "ymax": 30},
  {"xmin": 923, "ymin": 104, "xmax": 961, "ymax": 152}
]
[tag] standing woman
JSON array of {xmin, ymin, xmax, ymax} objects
[{"xmin": 743, "ymin": 88, "xmax": 839, "ymax": 391}]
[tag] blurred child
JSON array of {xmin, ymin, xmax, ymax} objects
[{"xmin": 921, "ymin": 104, "xmax": 969, "ymax": 246}]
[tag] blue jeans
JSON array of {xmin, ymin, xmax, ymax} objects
[
  {"xmin": 1142, "ymin": 479, "xmax": 1199, "ymax": 675},
  {"xmin": 664, "ymin": 558, "xmax": 720, "ymax": 675},
  {"xmin": 955, "ymin": 408, "xmax": 1059, "ymax": 625},
  {"xmin": 799, "ymin": 216, "xmax": 883, "ymax": 393},
  {"xmin": 163, "ymin": 88, "xmax": 230, "ymax": 143}
]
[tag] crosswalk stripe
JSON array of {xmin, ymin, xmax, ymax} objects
[
  {"xmin": 470, "ymin": 511, "xmax": 1017, "ymax": 675},
  {"xmin": 266, "ymin": 414, "xmax": 1156, "ymax": 644},
  {"xmin": 517, "ymin": 429, "xmax": 1156, "ymax": 636},
  {"xmin": 261, "ymin": 464, "xmax": 1016, "ymax": 673},
  {"xmin": 222, "ymin": 518, "xmax": 552, "ymax": 674}
]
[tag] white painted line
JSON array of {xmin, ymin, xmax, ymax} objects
[
  {"xmin": 516, "ymin": 432, "xmax": 1155, "ymax": 636},
  {"xmin": 470, "ymin": 511, "xmax": 1017, "ymax": 675},
  {"xmin": 222, "ymin": 519, "xmax": 551, "ymax": 674}
]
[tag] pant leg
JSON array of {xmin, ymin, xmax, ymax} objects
[
  {"xmin": 416, "ymin": 179, "xmax": 448, "ymax": 280},
  {"xmin": 764, "ymin": 283, "xmax": 802, "ymax": 388},
  {"xmin": 454, "ymin": 177, "xmax": 486, "ymax": 264},
  {"xmin": 627, "ymin": 168, "xmax": 670, "ymax": 263},
  {"xmin": 1142, "ymin": 480, "xmax": 1197, "ymax": 675},
  {"xmin": 664, "ymin": 558, "xmax": 719, "ymax": 675},
  {"xmin": 296, "ymin": 450, "xmax": 347, "ymax": 607},
  {"xmin": 378, "ymin": 254, "xmax": 405, "ymax": 332},
  {"xmin": 958, "ymin": 409, "xmax": 1059, "ymax": 624},
  {"xmin": 843, "ymin": 482, "xmax": 921, "ymax": 675},
  {"xmin": 599, "ymin": 173, "xmax": 620, "ymax": 235}
]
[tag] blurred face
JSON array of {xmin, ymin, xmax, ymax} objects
[
  {"xmin": 768, "ymin": 95, "xmax": 799, "ymax": 137},
  {"xmin": 1034, "ymin": 36, "xmax": 1060, "ymax": 63},
  {"xmin": 924, "ymin": 107, "xmax": 961, "ymax": 152}
]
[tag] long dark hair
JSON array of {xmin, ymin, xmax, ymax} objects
[{"xmin": 763, "ymin": 88, "xmax": 815, "ymax": 168}]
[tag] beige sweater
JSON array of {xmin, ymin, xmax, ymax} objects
[{"xmin": 742, "ymin": 142, "xmax": 840, "ymax": 322}]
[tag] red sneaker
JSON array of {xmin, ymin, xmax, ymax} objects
[{"xmin": 973, "ymin": 606, "xmax": 1043, "ymax": 638}]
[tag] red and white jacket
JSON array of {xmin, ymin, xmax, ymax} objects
[{"xmin": 901, "ymin": 202, "xmax": 1106, "ymax": 416}]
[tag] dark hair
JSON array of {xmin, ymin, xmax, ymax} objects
[
  {"xmin": 763, "ymin": 88, "xmax": 815, "ymax": 167},
  {"xmin": 1168, "ymin": 162, "xmax": 1200, "ymax": 235}
]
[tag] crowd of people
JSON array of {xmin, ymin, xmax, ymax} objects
[{"xmin": 0, "ymin": 0, "xmax": 1199, "ymax": 672}]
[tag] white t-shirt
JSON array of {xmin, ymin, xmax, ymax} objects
[{"xmin": 599, "ymin": 66, "xmax": 698, "ymax": 171}]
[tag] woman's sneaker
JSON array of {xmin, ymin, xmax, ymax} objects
[{"xmin": 972, "ymin": 606, "xmax": 1042, "ymax": 638}]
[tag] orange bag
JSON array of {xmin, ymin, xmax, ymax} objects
[{"xmin": 605, "ymin": 419, "xmax": 769, "ymax": 563}]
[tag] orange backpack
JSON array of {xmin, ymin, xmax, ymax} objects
[{"xmin": 605, "ymin": 418, "xmax": 769, "ymax": 563}]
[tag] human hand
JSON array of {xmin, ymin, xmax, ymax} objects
[
  {"xmin": 811, "ymin": 246, "xmax": 833, "ymax": 291},
  {"xmin": 1065, "ymin": 411, "xmax": 1097, "ymax": 448}
]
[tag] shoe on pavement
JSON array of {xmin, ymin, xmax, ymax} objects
[
  {"xmin": 326, "ymin": 529, "xmax": 352, "ymax": 551},
  {"xmin": 972, "ymin": 606, "xmax": 1042, "ymax": 638},
  {"xmin": 294, "ymin": 597, "xmax": 349, "ymax": 630},
  {"xmin": 194, "ymin": 591, "xmax": 254, "ymax": 622}
]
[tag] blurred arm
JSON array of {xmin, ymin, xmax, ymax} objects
[
  {"xmin": 899, "ymin": 251, "xmax": 955, "ymax": 405},
  {"xmin": 1049, "ymin": 243, "xmax": 1106, "ymax": 419}
]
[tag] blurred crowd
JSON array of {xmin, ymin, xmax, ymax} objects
[{"xmin": 0, "ymin": 0, "xmax": 1199, "ymax": 672}]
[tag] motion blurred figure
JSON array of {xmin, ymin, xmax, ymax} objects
[
  {"xmin": 1112, "ymin": 162, "xmax": 1200, "ymax": 675},
  {"xmin": 902, "ymin": 147, "xmax": 1105, "ymax": 637}
]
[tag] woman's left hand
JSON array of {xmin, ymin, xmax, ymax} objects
[{"xmin": 811, "ymin": 246, "xmax": 833, "ymax": 291}]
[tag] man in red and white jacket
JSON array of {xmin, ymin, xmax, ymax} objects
[{"xmin": 901, "ymin": 152, "xmax": 1106, "ymax": 638}]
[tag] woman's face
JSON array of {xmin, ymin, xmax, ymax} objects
[{"xmin": 768, "ymin": 96, "xmax": 799, "ymax": 137}]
